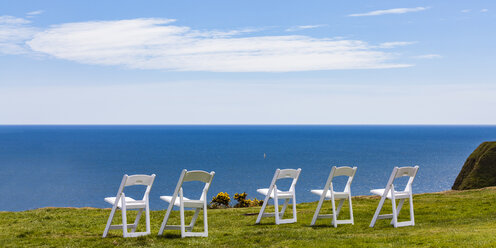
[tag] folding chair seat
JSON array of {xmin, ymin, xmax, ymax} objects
[
  {"xmin": 310, "ymin": 166, "xmax": 357, "ymax": 227},
  {"xmin": 104, "ymin": 197, "xmax": 146, "ymax": 209},
  {"xmin": 310, "ymin": 190, "xmax": 350, "ymax": 199},
  {"xmin": 158, "ymin": 169, "xmax": 215, "ymax": 238},
  {"xmin": 369, "ymin": 166, "xmax": 419, "ymax": 228},
  {"xmin": 256, "ymin": 168, "xmax": 301, "ymax": 225},
  {"xmin": 370, "ymin": 189, "xmax": 410, "ymax": 199},
  {"xmin": 102, "ymin": 174, "xmax": 156, "ymax": 238},
  {"xmin": 256, "ymin": 188, "xmax": 294, "ymax": 198},
  {"xmin": 159, "ymin": 196, "xmax": 205, "ymax": 208}
]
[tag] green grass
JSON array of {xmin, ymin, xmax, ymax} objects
[{"xmin": 2, "ymin": 187, "xmax": 496, "ymax": 247}]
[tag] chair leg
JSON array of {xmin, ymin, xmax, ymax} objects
[
  {"xmin": 370, "ymin": 196, "xmax": 386, "ymax": 227},
  {"xmin": 274, "ymin": 194, "xmax": 280, "ymax": 224},
  {"xmin": 409, "ymin": 195, "xmax": 415, "ymax": 226},
  {"xmin": 180, "ymin": 191, "xmax": 186, "ymax": 238},
  {"xmin": 397, "ymin": 199, "xmax": 405, "ymax": 216},
  {"xmin": 280, "ymin": 199, "xmax": 289, "ymax": 218},
  {"xmin": 203, "ymin": 201, "xmax": 208, "ymax": 237},
  {"xmin": 391, "ymin": 197, "xmax": 398, "ymax": 228},
  {"xmin": 145, "ymin": 200, "xmax": 151, "ymax": 235},
  {"xmin": 348, "ymin": 194, "xmax": 354, "ymax": 225},
  {"xmin": 131, "ymin": 209, "xmax": 143, "ymax": 233},
  {"xmin": 158, "ymin": 201, "xmax": 174, "ymax": 235},
  {"xmin": 121, "ymin": 199, "xmax": 128, "ymax": 237},
  {"xmin": 189, "ymin": 208, "xmax": 201, "ymax": 230},
  {"xmin": 311, "ymin": 194, "xmax": 326, "ymax": 226},
  {"xmin": 390, "ymin": 199, "xmax": 405, "ymax": 225},
  {"xmin": 291, "ymin": 194, "xmax": 297, "ymax": 223},
  {"xmin": 335, "ymin": 199, "xmax": 345, "ymax": 220},
  {"xmin": 180, "ymin": 206, "xmax": 186, "ymax": 238},
  {"xmin": 256, "ymin": 194, "xmax": 271, "ymax": 224},
  {"xmin": 103, "ymin": 205, "xmax": 117, "ymax": 238},
  {"xmin": 331, "ymin": 195, "xmax": 337, "ymax": 227}
]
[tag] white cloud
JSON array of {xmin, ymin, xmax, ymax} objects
[
  {"xmin": 413, "ymin": 54, "xmax": 442, "ymax": 59},
  {"xmin": 24, "ymin": 18, "xmax": 412, "ymax": 72},
  {"xmin": 378, "ymin": 41, "xmax": 417, "ymax": 48},
  {"xmin": 349, "ymin": 7, "xmax": 428, "ymax": 17},
  {"xmin": 0, "ymin": 16, "xmax": 414, "ymax": 72},
  {"xmin": 480, "ymin": 9, "xmax": 489, "ymax": 13},
  {"xmin": 27, "ymin": 10, "xmax": 44, "ymax": 16},
  {"xmin": 461, "ymin": 9, "xmax": 471, "ymax": 13},
  {"xmin": 0, "ymin": 15, "xmax": 31, "ymax": 24},
  {"xmin": 0, "ymin": 16, "xmax": 38, "ymax": 54},
  {"xmin": 285, "ymin": 24, "xmax": 326, "ymax": 32}
]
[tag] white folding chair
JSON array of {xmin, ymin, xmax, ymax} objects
[
  {"xmin": 102, "ymin": 174, "xmax": 156, "ymax": 238},
  {"xmin": 256, "ymin": 168, "xmax": 302, "ymax": 225},
  {"xmin": 158, "ymin": 169, "xmax": 215, "ymax": 238},
  {"xmin": 369, "ymin": 166, "xmax": 419, "ymax": 228},
  {"xmin": 310, "ymin": 166, "xmax": 357, "ymax": 227}
]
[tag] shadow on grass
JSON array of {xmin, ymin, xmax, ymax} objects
[
  {"xmin": 243, "ymin": 213, "xmax": 258, "ymax": 216},
  {"xmin": 309, "ymin": 224, "xmax": 336, "ymax": 229},
  {"xmin": 157, "ymin": 233, "xmax": 182, "ymax": 239}
]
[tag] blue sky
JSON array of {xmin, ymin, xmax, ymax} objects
[{"xmin": 0, "ymin": 0, "xmax": 495, "ymax": 124}]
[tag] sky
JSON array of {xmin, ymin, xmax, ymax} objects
[{"xmin": 0, "ymin": 0, "xmax": 495, "ymax": 124}]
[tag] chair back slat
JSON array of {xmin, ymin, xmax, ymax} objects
[
  {"xmin": 125, "ymin": 175, "xmax": 155, "ymax": 186},
  {"xmin": 332, "ymin": 167, "xmax": 356, "ymax": 177},
  {"xmin": 276, "ymin": 169, "xmax": 300, "ymax": 179},
  {"xmin": 394, "ymin": 166, "xmax": 419, "ymax": 179},
  {"xmin": 183, "ymin": 170, "xmax": 215, "ymax": 183}
]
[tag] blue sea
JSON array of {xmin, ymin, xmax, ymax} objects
[{"xmin": 1, "ymin": 125, "xmax": 496, "ymax": 211}]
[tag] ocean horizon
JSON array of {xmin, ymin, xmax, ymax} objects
[{"xmin": 1, "ymin": 125, "xmax": 496, "ymax": 211}]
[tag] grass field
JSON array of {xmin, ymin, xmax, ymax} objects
[{"xmin": 1, "ymin": 187, "xmax": 496, "ymax": 247}]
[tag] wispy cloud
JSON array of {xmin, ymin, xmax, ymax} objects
[
  {"xmin": 26, "ymin": 18, "xmax": 412, "ymax": 72},
  {"xmin": 461, "ymin": 9, "xmax": 471, "ymax": 13},
  {"xmin": 0, "ymin": 16, "xmax": 38, "ymax": 54},
  {"xmin": 26, "ymin": 10, "xmax": 44, "ymax": 16},
  {"xmin": 349, "ymin": 7, "xmax": 428, "ymax": 17},
  {"xmin": 285, "ymin": 24, "xmax": 326, "ymax": 32},
  {"xmin": 480, "ymin": 9, "xmax": 489, "ymax": 13},
  {"xmin": 1, "ymin": 16, "xmax": 414, "ymax": 72},
  {"xmin": 413, "ymin": 54, "xmax": 442, "ymax": 59},
  {"xmin": 0, "ymin": 15, "xmax": 31, "ymax": 24},
  {"xmin": 378, "ymin": 41, "xmax": 417, "ymax": 48}
]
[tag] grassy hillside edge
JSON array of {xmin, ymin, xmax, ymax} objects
[
  {"xmin": 2, "ymin": 187, "xmax": 496, "ymax": 247},
  {"xmin": 452, "ymin": 141, "xmax": 496, "ymax": 190}
]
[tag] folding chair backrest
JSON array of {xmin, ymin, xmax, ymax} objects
[
  {"xmin": 172, "ymin": 169, "xmax": 215, "ymax": 201},
  {"xmin": 386, "ymin": 166, "xmax": 419, "ymax": 193},
  {"xmin": 125, "ymin": 175, "xmax": 156, "ymax": 186},
  {"xmin": 114, "ymin": 174, "xmax": 156, "ymax": 203},
  {"xmin": 326, "ymin": 166, "xmax": 357, "ymax": 192},
  {"xmin": 394, "ymin": 167, "xmax": 418, "ymax": 179},
  {"xmin": 277, "ymin": 169, "xmax": 301, "ymax": 179},
  {"xmin": 271, "ymin": 168, "xmax": 301, "ymax": 192},
  {"xmin": 183, "ymin": 171, "xmax": 215, "ymax": 183},
  {"xmin": 332, "ymin": 166, "xmax": 357, "ymax": 177}
]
